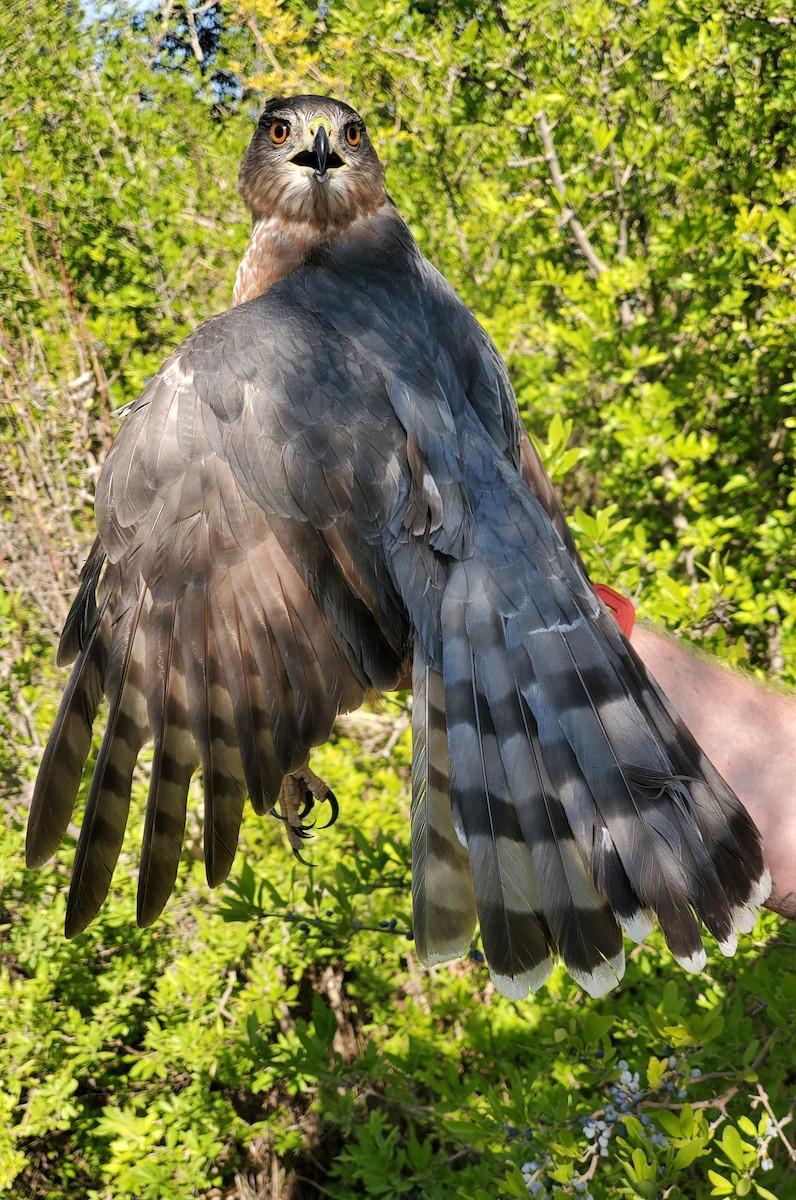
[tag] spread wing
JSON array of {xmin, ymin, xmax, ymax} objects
[
  {"xmin": 28, "ymin": 209, "xmax": 769, "ymax": 996},
  {"xmin": 28, "ymin": 276, "xmax": 416, "ymax": 936}
]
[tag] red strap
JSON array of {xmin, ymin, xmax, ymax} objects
[{"xmin": 593, "ymin": 583, "xmax": 635, "ymax": 639}]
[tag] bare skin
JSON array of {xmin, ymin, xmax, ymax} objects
[{"xmin": 632, "ymin": 624, "xmax": 796, "ymax": 921}]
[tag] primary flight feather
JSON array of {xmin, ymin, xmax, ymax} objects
[{"xmin": 28, "ymin": 95, "xmax": 770, "ymax": 997}]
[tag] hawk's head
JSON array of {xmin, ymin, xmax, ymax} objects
[{"xmin": 238, "ymin": 95, "xmax": 386, "ymax": 229}]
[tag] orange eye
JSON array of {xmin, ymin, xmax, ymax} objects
[
  {"xmin": 345, "ymin": 123, "xmax": 361, "ymax": 148},
  {"xmin": 270, "ymin": 121, "xmax": 289, "ymax": 145}
]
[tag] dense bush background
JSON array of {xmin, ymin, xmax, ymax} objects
[{"xmin": 1, "ymin": 1, "xmax": 794, "ymax": 1196}]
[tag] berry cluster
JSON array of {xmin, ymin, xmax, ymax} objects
[
  {"xmin": 582, "ymin": 1059, "xmax": 669, "ymax": 1155},
  {"xmin": 512, "ymin": 1051, "xmax": 701, "ymax": 1196},
  {"xmin": 520, "ymin": 1157, "xmax": 594, "ymax": 1200}
]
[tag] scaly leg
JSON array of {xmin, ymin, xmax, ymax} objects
[{"xmin": 270, "ymin": 764, "xmax": 339, "ymax": 862}]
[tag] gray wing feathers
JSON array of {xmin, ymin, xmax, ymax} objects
[
  {"xmin": 440, "ymin": 593, "xmax": 554, "ymax": 997},
  {"xmin": 410, "ymin": 650, "xmax": 477, "ymax": 965},
  {"xmin": 449, "ymin": 577, "xmax": 625, "ymax": 997},
  {"xmin": 408, "ymin": 424, "xmax": 768, "ymax": 994}
]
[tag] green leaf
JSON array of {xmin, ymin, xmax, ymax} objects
[
  {"xmin": 720, "ymin": 1126, "xmax": 751, "ymax": 1172},
  {"xmin": 708, "ymin": 1170, "xmax": 735, "ymax": 1196}
]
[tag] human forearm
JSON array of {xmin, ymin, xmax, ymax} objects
[{"xmin": 631, "ymin": 623, "xmax": 796, "ymax": 920}]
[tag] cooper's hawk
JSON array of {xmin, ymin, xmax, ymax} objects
[{"xmin": 28, "ymin": 96, "xmax": 770, "ymax": 998}]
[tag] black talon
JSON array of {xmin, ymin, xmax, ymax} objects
[
  {"xmin": 319, "ymin": 789, "xmax": 339, "ymax": 829},
  {"xmin": 297, "ymin": 791, "xmax": 315, "ymax": 820},
  {"xmin": 270, "ymin": 771, "xmax": 336, "ymax": 863}
]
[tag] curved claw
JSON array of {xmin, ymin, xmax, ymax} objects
[
  {"xmin": 318, "ymin": 788, "xmax": 339, "ymax": 830},
  {"xmin": 297, "ymin": 790, "xmax": 315, "ymax": 821},
  {"xmin": 273, "ymin": 766, "xmax": 338, "ymax": 863}
]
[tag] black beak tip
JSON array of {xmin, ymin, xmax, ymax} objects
[{"xmin": 314, "ymin": 126, "xmax": 331, "ymax": 176}]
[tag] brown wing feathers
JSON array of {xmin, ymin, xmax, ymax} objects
[
  {"xmin": 29, "ymin": 361, "xmax": 378, "ymax": 937},
  {"xmin": 137, "ymin": 599, "xmax": 198, "ymax": 925},
  {"xmin": 64, "ymin": 584, "xmax": 149, "ymax": 936},
  {"xmin": 209, "ymin": 578, "xmax": 283, "ymax": 818},
  {"xmin": 27, "ymin": 543, "xmax": 110, "ymax": 871}
]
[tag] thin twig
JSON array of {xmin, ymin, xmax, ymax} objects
[
  {"xmin": 752, "ymin": 1083, "xmax": 796, "ymax": 1161},
  {"xmin": 535, "ymin": 110, "xmax": 608, "ymax": 279}
]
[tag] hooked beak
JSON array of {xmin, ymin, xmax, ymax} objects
[
  {"xmin": 314, "ymin": 125, "xmax": 331, "ymax": 178},
  {"xmin": 289, "ymin": 124, "xmax": 345, "ymax": 183}
]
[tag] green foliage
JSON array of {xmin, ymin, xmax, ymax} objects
[
  {"xmin": 2, "ymin": 726, "xmax": 794, "ymax": 1198},
  {"xmin": 1, "ymin": 0, "xmax": 794, "ymax": 1197}
]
